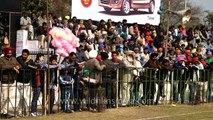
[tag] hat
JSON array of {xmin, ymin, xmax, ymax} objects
[
  {"xmin": 102, "ymin": 31, "xmax": 107, "ymax": 35},
  {"xmin": 177, "ymin": 55, "xmax": 185, "ymax": 62},
  {"xmin": 125, "ymin": 50, "xmax": 134, "ymax": 56},
  {"xmin": 191, "ymin": 49, "xmax": 197, "ymax": 54},
  {"xmin": 89, "ymin": 50, "xmax": 98, "ymax": 58},
  {"xmin": 98, "ymin": 44, "xmax": 104, "ymax": 50},
  {"xmin": 65, "ymin": 16, "xmax": 70, "ymax": 20},
  {"xmin": 192, "ymin": 57, "xmax": 199, "ymax": 63},
  {"xmin": 163, "ymin": 57, "xmax": 170, "ymax": 62},
  {"xmin": 176, "ymin": 49, "xmax": 181, "ymax": 54},
  {"xmin": 98, "ymin": 39, "xmax": 104, "ymax": 44},
  {"xmin": 145, "ymin": 31, "xmax": 151, "ymax": 36},
  {"xmin": 58, "ymin": 17, "xmax": 62, "ymax": 21},
  {"xmin": 83, "ymin": 70, "xmax": 89, "ymax": 75},
  {"xmin": 3, "ymin": 47, "xmax": 15, "ymax": 54},
  {"xmin": 134, "ymin": 47, "xmax": 139, "ymax": 51},
  {"xmin": 185, "ymin": 50, "xmax": 191, "ymax": 53},
  {"xmin": 134, "ymin": 54, "xmax": 140, "ymax": 58}
]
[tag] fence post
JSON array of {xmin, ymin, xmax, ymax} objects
[
  {"xmin": 116, "ymin": 68, "xmax": 119, "ymax": 108},
  {"xmin": 43, "ymin": 71, "xmax": 47, "ymax": 116},
  {"xmin": 170, "ymin": 70, "xmax": 175, "ymax": 105}
]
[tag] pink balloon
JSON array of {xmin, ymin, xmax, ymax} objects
[
  {"xmin": 70, "ymin": 48, "xmax": 77, "ymax": 53},
  {"xmin": 49, "ymin": 27, "xmax": 57, "ymax": 35},
  {"xmin": 64, "ymin": 27, "xmax": 72, "ymax": 35},
  {"xmin": 71, "ymin": 41, "xmax": 77, "ymax": 48},
  {"xmin": 56, "ymin": 48, "xmax": 69, "ymax": 57},
  {"xmin": 62, "ymin": 42, "xmax": 73, "ymax": 54},
  {"xmin": 51, "ymin": 39, "xmax": 62, "ymax": 48}
]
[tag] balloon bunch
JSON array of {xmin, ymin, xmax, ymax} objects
[{"xmin": 49, "ymin": 27, "xmax": 80, "ymax": 57}]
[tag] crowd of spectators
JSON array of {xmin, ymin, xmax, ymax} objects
[{"xmin": 0, "ymin": 11, "xmax": 211, "ymax": 118}]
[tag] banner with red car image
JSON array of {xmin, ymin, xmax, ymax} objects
[{"xmin": 72, "ymin": 0, "xmax": 161, "ymax": 25}]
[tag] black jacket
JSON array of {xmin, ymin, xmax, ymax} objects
[{"xmin": 16, "ymin": 56, "xmax": 38, "ymax": 83}]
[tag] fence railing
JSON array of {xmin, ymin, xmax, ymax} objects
[{"xmin": 0, "ymin": 67, "xmax": 212, "ymax": 118}]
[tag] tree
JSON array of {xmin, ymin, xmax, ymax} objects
[
  {"xmin": 204, "ymin": 11, "xmax": 213, "ymax": 25},
  {"xmin": 160, "ymin": 0, "xmax": 203, "ymax": 28},
  {"xmin": 20, "ymin": 0, "xmax": 71, "ymax": 17}
]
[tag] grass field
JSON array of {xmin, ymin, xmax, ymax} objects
[{"xmin": 13, "ymin": 103, "xmax": 213, "ymax": 120}]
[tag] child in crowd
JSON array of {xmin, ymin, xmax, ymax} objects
[
  {"xmin": 44, "ymin": 55, "xmax": 62, "ymax": 114},
  {"xmin": 59, "ymin": 72, "xmax": 74, "ymax": 113}
]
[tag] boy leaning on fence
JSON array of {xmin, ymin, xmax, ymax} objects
[
  {"xmin": 43, "ymin": 55, "xmax": 62, "ymax": 114},
  {"xmin": 60, "ymin": 52, "xmax": 79, "ymax": 113},
  {"xmin": 0, "ymin": 47, "xmax": 21, "ymax": 119}
]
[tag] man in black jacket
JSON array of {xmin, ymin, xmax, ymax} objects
[{"xmin": 16, "ymin": 49, "xmax": 38, "ymax": 116}]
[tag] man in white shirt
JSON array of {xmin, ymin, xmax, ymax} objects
[{"xmin": 20, "ymin": 12, "xmax": 34, "ymax": 39}]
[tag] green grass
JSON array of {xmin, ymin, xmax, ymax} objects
[{"xmin": 13, "ymin": 103, "xmax": 213, "ymax": 120}]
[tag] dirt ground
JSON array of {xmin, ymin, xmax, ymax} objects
[{"xmin": 12, "ymin": 103, "xmax": 213, "ymax": 120}]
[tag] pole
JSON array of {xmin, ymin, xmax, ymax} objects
[
  {"xmin": 184, "ymin": 0, "xmax": 187, "ymax": 9},
  {"xmin": 9, "ymin": 12, "xmax": 11, "ymax": 45},
  {"xmin": 116, "ymin": 68, "xmax": 119, "ymax": 108},
  {"xmin": 45, "ymin": 0, "xmax": 51, "ymax": 116},
  {"xmin": 165, "ymin": 1, "xmax": 170, "ymax": 57}
]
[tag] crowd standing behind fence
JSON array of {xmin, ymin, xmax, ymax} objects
[{"xmin": 0, "ymin": 12, "xmax": 213, "ymax": 118}]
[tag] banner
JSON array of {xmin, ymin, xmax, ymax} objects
[{"xmin": 72, "ymin": 0, "xmax": 161, "ymax": 25}]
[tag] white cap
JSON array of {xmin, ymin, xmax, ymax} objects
[
  {"xmin": 58, "ymin": 17, "xmax": 62, "ymax": 21},
  {"xmin": 89, "ymin": 50, "xmax": 98, "ymax": 58}
]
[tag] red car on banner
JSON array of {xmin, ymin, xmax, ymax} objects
[{"xmin": 98, "ymin": 0, "xmax": 155, "ymax": 14}]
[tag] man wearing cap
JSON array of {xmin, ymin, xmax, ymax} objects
[
  {"xmin": 173, "ymin": 55, "xmax": 188, "ymax": 104},
  {"xmin": 84, "ymin": 50, "xmax": 106, "ymax": 112},
  {"xmin": 119, "ymin": 50, "xmax": 136, "ymax": 106},
  {"xmin": 0, "ymin": 47, "xmax": 21, "ymax": 118},
  {"xmin": 100, "ymin": 52, "xmax": 115, "ymax": 108},
  {"xmin": 190, "ymin": 57, "xmax": 206, "ymax": 104}
]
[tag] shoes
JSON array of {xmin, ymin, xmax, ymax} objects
[
  {"xmin": 89, "ymin": 108, "xmax": 97, "ymax": 112},
  {"xmin": 31, "ymin": 112, "xmax": 37, "ymax": 117},
  {"xmin": 0, "ymin": 113, "xmax": 14, "ymax": 119},
  {"xmin": 17, "ymin": 111, "xmax": 28, "ymax": 116},
  {"xmin": 65, "ymin": 110, "xmax": 74, "ymax": 113}
]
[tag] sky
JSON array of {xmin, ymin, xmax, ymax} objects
[{"xmin": 189, "ymin": 0, "xmax": 213, "ymax": 12}]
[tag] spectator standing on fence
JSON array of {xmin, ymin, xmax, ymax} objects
[
  {"xmin": 31, "ymin": 53, "xmax": 45, "ymax": 117},
  {"xmin": 84, "ymin": 50, "xmax": 106, "ymax": 112},
  {"xmin": 0, "ymin": 47, "xmax": 21, "ymax": 119},
  {"xmin": 16, "ymin": 49, "xmax": 38, "ymax": 116}
]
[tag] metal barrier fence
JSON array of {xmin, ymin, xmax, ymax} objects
[{"xmin": 0, "ymin": 67, "xmax": 212, "ymax": 118}]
